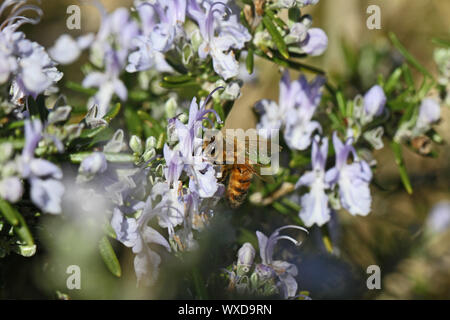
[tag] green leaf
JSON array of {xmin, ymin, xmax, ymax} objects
[
  {"xmin": 254, "ymin": 49, "xmax": 325, "ymax": 75},
  {"xmin": 98, "ymin": 236, "xmax": 122, "ymax": 277},
  {"xmin": 265, "ymin": 10, "xmax": 288, "ymax": 31},
  {"xmin": 70, "ymin": 152, "xmax": 135, "ymax": 163},
  {"xmin": 431, "ymin": 37, "xmax": 450, "ymax": 48},
  {"xmin": 390, "ymin": 142, "xmax": 413, "ymax": 194},
  {"xmin": 0, "ymin": 199, "xmax": 34, "ymax": 247},
  {"xmin": 246, "ymin": 47, "xmax": 254, "ymax": 75},
  {"xmin": 66, "ymin": 81, "xmax": 97, "ymax": 95},
  {"xmin": 336, "ymin": 91, "xmax": 346, "ymax": 117},
  {"xmin": 384, "ymin": 67, "xmax": 402, "ymax": 94},
  {"xmin": 262, "ymin": 15, "xmax": 289, "ymax": 59},
  {"xmin": 163, "ymin": 74, "xmax": 194, "ymax": 84},
  {"xmin": 103, "ymin": 103, "xmax": 121, "ymax": 123},
  {"xmin": 389, "ymin": 33, "xmax": 433, "ymax": 79},
  {"xmin": 0, "ymin": 198, "xmax": 19, "ymax": 226}
]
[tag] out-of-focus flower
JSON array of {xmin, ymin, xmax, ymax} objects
[
  {"xmin": 20, "ymin": 119, "xmax": 65, "ymax": 214},
  {"xmin": 394, "ymin": 97, "xmax": 441, "ymax": 143},
  {"xmin": 83, "ymin": 51, "xmax": 128, "ymax": 118},
  {"xmin": 0, "ymin": 1, "xmax": 63, "ymax": 100},
  {"xmin": 77, "ymin": 152, "xmax": 107, "ymax": 182},
  {"xmin": 111, "ymin": 196, "xmax": 171, "ymax": 286},
  {"xmin": 416, "ymin": 98, "xmax": 441, "ymax": 130},
  {"xmin": 295, "ymin": 136, "xmax": 334, "ymax": 227},
  {"xmin": 362, "ymin": 85, "xmax": 386, "ymax": 123},
  {"xmin": 83, "ymin": 6, "xmax": 139, "ymax": 116},
  {"xmin": 256, "ymin": 70, "xmax": 325, "ymax": 151},
  {"xmin": 49, "ymin": 34, "xmax": 94, "ymax": 65},
  {"xmin": 0, "ymin": 176, "xmax": 23, "ymax": 203},
  {"xmin": 426, "ymin": 201, "xmax": 450, "ymax": 234}
]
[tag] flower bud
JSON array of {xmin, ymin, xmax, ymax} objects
[
  {"xmin": 165, "ymin": 97, "xmax": 178, "ymax": 119},
  {"xmin": 129, "ymin": 135, "xmax": 143, "ymax": 155},
  {"xmin": 363, "ymin": 85, "xmax": 386, "ymax": 121},
  {"xmin": 237, "ymin": 242, "xmax": 256, "ymax": 267},
  {"xmin": 79, "ymin": 152, "xmax": 107, "ymax": 176},
  {"xmin": 145, "ymin": 136, "xmax": 157, "ymax": 151},
  {"xmin": 302, "ymin": 28, "xmax": 328, "ymax": 56},
  {"xmin": 142, "ymin": 148, "xmax": 156, "ymax": 162},
  {"xmin": 285, "ymin": 23, "xmax": 308, "ymax": 44},
  {"xmin": 416, "ymin": 98, "xmax": 441, "ymax": 129},
  {"xmin": 0, "ymin": 176, "xmax": 23, "ymax": 203}
]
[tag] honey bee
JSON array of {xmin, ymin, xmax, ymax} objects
[{"xmin": 204, "ymin": 132, "xmax": 278, "ymax": 208}]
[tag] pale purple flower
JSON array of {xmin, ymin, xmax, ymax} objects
[
  {"xmin": 163, "ymin": 144, "xmax": 184, "ymax": 187},
  {"xmin": 416, "ymin": 98, "xmax": 441, "ymax": 129},
  {"xmin": 111, "ymin": 196, "xmax": 171, "ymax": 286},
  {"xmin": 256, "ymin": 225, "xmax": 308, "ymax": 298},
  {"xmin": 20, "ymin": 119, "xmax": 65, "ymax": 214},
  {"xmin": 237, "ymin": 242, "xmax": 256, "ymax": 269},
  {"xmin": 79, "ymin": 152, "xmax": 107, "ymax": 176},
  {"xmin": 143, "ymin": 0, "xmax": 186, "ymax": 52},
  {"xmin": 426, "ymin": 201, "xmax": 450, "ymax": 234},
  {"xmin": 295, "ymin": 136, "xmax": 334, "ymax": 227},
  {"xmin": 301, "ymin": 28, "xmax": 328, "ymax": 56},
  {"xmin": 255, "ymin": 70, "xmax": 324, "ymax": 150},
  {"xmin": 0, "ymin": 1, "xmax": 59, "ymax": 97},
  {"xmin": 49, "ymin": 33, "xmax": 94, "ymax": 65},
  {"xmin": 83, "ymin": 51, "xmax": 128, "ymax": 118},
  {"xmin": 284, "ymin": 74, "xmax": 325, "ymax": 150},
  {"xmin": 151, "ymin": 182, "xmax": 185, "ymax": 232},
  {"xmin": 187, "ymin": 0, "xmax": 251, "ymax": 79},
  {"xmin": 0, "ymin": 176, "xmax": 23, "ymax": 203},
  {"xmin": 330, "ymin": 132, "xmax": 372, "ymax": 216},
  {"xmin": 363, "ymin": 85, "xmax": 386, "ymax": 122},
  {"xmin": 172, "ymin": 93, "xmax": 221, "ymax": 198}
]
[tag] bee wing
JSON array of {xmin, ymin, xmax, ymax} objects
[
  {"xmin": 244, "ymin": 137, "xmax": 281, "ymax": 165},
  {"xmin": 246, "ymin": 164, "xmax": 276, "ymax": 183}
]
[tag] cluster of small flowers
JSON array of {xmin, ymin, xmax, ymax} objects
[
  {"xmin": 74, "ymin": 92, "xmax": 224, "ymax": 285},
  {"xmin": 0, "ymin": 1, "xmax": 76, "ymax": 215},
  {"xmin": 0, "ymin": 1, "xmax": 62, "ymax": 109},
  {"xmin": 225, "ymin": 225, "xmax": 308, "ymax": 299}
]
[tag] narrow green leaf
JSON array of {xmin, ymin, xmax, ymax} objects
[
  {"xmin": 163, "ymin": 74, "xmax": 194, "ymax": 84},
  {"xmin": 246, "ymin": 47, "xmax": 254, "ymax": 75},
  {"xmin": 390, "ymin": 142, "xmax": 413, "ymax": 194},
  {"xmin": 98, "ymin": 236, "xmax": 122, "ymax": 277},
  {"xmin": 66, "ymin": 81, "xmax": 97, "ymax": 95},
  {"xmin": 402, "ymin": 64, "xmax": 414, "ymax": 88},
  {"xmin": 254, "ymin": 50, "xmax": 325, "ymax": 75},
  {"xmin": 0, "ymin": 198, "xmax": 19, "ymax": 226},
  {"xmin": 389, "ymin": 33, "xmax": 433, "ymax": 78},
  {"xmin": 0, "ymin": 199, "xmax": 34, "ymax": 246},
  {"xmin": 431, "ymin": 37, "xmax": 450, "ymax": 48},
  {"xmin": 384, "ymin": 67, "xmax": 402, "ymax": 94},
  {"xmin": 70, "ymin": 152, "xmax": 135, "ymax": 163},
  {"xmin": 159, "ymin": 80, "xmax": 198, "ymax": 89},
  {"xmin": 262, "ymin": 15, "xmax": 289, "ymax": 59},
  {"xmin": 103, "ymin": 103, "xmax": 121, "ymax": 123},
  {"xmin": 336, "ymin": 91, "xmax": 346, "ymax": 117},
  {"xmin": 265, "ymin": 10, "xmax": 288, "ymax": 31}
]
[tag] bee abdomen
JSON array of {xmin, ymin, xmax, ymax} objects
[{"xmin": 226, "ymin": 167, "xmax": 253, "ymax": 208}]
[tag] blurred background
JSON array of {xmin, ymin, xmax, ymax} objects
[{"xmin": 1, "ymin": 0, "xmax": 449, "ymax": 299}]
